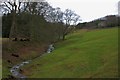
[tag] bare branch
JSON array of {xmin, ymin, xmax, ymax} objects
[
  {"xmin": 18, "ymin": 2, "xmax": 21, "ymax": 13},
  {"xmin": 4, "ymin": 2, "xmax": 12, "ymax": 11}
]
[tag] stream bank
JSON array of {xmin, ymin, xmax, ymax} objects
[{"xmin": 9, "ymin": 44, "xmax": 55, "ymax": 79}]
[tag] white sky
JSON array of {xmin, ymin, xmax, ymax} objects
[{"xmin": 47, "ymin": 0, "xmax": 119, "ymax": 22}]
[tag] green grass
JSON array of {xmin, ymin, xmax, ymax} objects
[
  {"xmin": 22, "ymin": 27, "xmax": 118, "ymax": 78},
  {"xmin": 0, "ymin": 38, "xmax": 2, "ymax": 79},
  {"xmin": 0, "ymin": 63, "xmax": 1, "ymax": 78}
]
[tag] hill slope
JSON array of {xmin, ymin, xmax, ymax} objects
[{"xmin": 22, "ymin": 28, "xmax": 118, "ymax": 78}]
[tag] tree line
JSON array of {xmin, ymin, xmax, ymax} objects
[{"xmin": 1, "ymin": 0, "xmax": 81, "ymax": 43}]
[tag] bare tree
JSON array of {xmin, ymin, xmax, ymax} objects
[
  {"xmin": 62, "ymin": 9, "xmax": 81, "ymax": 40},
  {"xmin": 44, "ymin": 7, "xmax": 63, "ymax": 22},
  {"xmin": 1, "ymin": 0, "xmax": 23, "ymax": 40},
  {"xmin": 7, "ymin": 0, "xmax": 18, "ymax": 40},
  {"xmin": 45, "ymin": 8, "xmax": 81, "ymax": 40}
]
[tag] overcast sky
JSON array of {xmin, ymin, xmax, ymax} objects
[{"xmin": 47, "ymin": 0, "xmax": 119, "ymax": 22}]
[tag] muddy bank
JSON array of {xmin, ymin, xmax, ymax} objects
[{"xmin": 9, "ymin": 44, "xmax": 55, "ymax": 79}]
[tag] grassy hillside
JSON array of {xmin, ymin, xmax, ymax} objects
[
  {"xmin": 0, "ymin": 38, "xmax": 2, "ymax": 79},
  {"xmin": 20, "ymin": 28, "xmax": 118, "ymax": 78}
]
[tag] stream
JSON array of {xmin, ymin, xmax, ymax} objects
[{"xmin": 10, "ymin": 44, "xmax": 54, "ymax": 79}]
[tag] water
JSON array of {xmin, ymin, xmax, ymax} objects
[
  {"xmin": 10, "ymin": 44, "xmax": 55, "ymax": 79},
  {"xmin": 10, "ymin": 60, "xmax": 30, "ymax": 78}
]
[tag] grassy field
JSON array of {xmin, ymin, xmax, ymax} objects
[
  {"xmin": 0, "ymin": 38, "xmax": 2, "ymax": 79},
  {"xmin": 22, "ymin": 27, "xmax": 118, "ymax": 78},
  {"xmin": 0, "ymin": 58, "xmax": 1, "ymax": 79}
]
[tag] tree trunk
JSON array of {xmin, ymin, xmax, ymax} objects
[
  {"xmin": 9, "ymin": 12, "xmax": 16, "ymax": 40},
  {"xmin": 9, "ymin": 2, "xmax": 17, "ymax": 40},
  {"xmin": 62, "ymin": 34, "xmax": 66, "ymax": 40}
]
